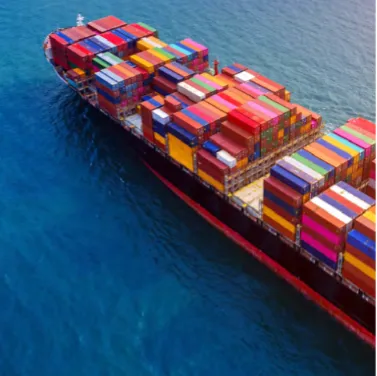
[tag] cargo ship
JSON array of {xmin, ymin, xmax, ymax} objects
[{"xmin": 43, "ymin": 15, "xmax": 376, "ymax": 347}]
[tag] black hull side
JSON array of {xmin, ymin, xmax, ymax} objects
[{"xmin": 127, "ymin": 131, "xmax": 375, "ymax": 336}]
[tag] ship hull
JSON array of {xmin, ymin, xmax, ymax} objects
[{"xmin": 46, "ymin": 51, "xmax": 375, "ymax": 346}]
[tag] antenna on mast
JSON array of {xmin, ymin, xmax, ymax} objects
[{"xmin": 76, "ymin": 13, "xmax": 85, "ymax": 26}]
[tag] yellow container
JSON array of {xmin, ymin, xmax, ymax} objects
[
  {"xmin": 136, "ymin": 105, "xmax": 141, "ymax": 114},
  {"xmin": 130, "ymin": 55, "xmax": 154, "ymax": 74},
  {"xmin": 148, "ymin": 36, "xmax": 168, "ymax": 47},
  {"xmin": 136, "ymin": 39, "xmax": 153, "ymax": 51},
  {"xmin": 198, "ymin": 169, "xmax": 225, "ymax": 192},
  {"xmin": 284, "ymin": 90, "xmax": 291, "ymax": 102},
  {"xmin": 73, "ymin": 67, "xmax": 86, "ymax": 76},
  {"xmin": 278, "ymin": 129, "xmax": 284, "ymax": 139},
  {"xmin": 364, "ymin": 210, "xmax": 376, "ymax": 223},
  {"xmin": 290, "ymin": 114, "xmax": 296, "ymax": 125},
  {"xmin": 322, "ymin": 135, "xmax": 359, "ymax": 167},
  {"xmin": 168, "ymin": 133, "xmax": 195, "ymax": 171},
  {"xmin": 236, "ymin": 157, "xmax": 248, "ymax": 169},
  {"xmin": 154, "ymin": 132, "xmax": 166, "ymax": 145},
  {"xmin": 263, "ymin": 206, "xmax": 296, "ymax": 233},
  {"xmin": 344, "ymin": 252, "xmax": 375, "ymax": 280}
]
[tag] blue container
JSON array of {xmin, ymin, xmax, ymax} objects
[
  {"xmin": 55, "ymin": 31, "xmax": 73, "ymax": 44},
  {"xmin": 84, "ymin": 39, "xmax": 105, "ymax": 53},
  {"xmin": 202, "ymin": 141, "xmax": 221, "ymax": 156},
  {"xmin": 181, "ymin": 109, "xmax": 209, "ymax": 132},
  {"xmin": 328, "ymin": 133, "xmax": 365, "ymax": 161},
  {"xmin": 301, "ymin": 241, "xmax": 338, "ymax": 270},
  {"xmin": 141, "ymin": 95, "xmax": 152, "ymax": 102},
  {"xmin": 176, "ymin": 43, "xmax": 198, "ymax": 58},
  {"xmin": 147, "ymin": 98, "xmax": 163, "ymax": 108},
  {"xmin": 317, "ymin": 139, "xmax": 353, "ymax": 168},
  {"xmin": 112, "ymin": 30, "xmax": 134, "ymax": 47},
  {"xmin": 89, "ymin": 36, "xmax": 110, "ymax": 51},
  {"xmin": 81, "ymin": 40, "xmax": 102, "ymax": 54},
  {"xmin": 203, "ymin": 55, "xmax": 209, "ymax": 62},
  {"xmin": 125, "ymin": 61, "xmax": 138, "ymax": 68},
  {"xmin": 170, "ymin": 44, "xmax": 192, "ymax": 59},
  {"xmin": 166, "ymin": 123, "xmax": 198, "ymax": 147},
  {"xmin": 152, "ymin": 119, "xmax": 167, "ymax": 137},
  {"xmin": 96, "ymin": 87, "xmax": 120, "ymax": 104},
  {"xmin": 158, "ymin": 66, "xmax": 183, "ymax": 83},
  {"xmin": 347, "ymin": 230, "xmax": 376, "ymax": 260},
  {"xmin": 227, "ymin": 64, "xmax": 243, "ymax": 73},
  {"xmin": 277, "ymin": 160, "xmax": 317, "ymax": 186},
  {"xmin": 270, "ymin": 165, "xmax": 310, "ymax": 195},
  {"xmin": 95, "ymin": 72, "xmax": 118, "ymax": 90},
  {"xmin": 153, "ymin": 86, "xmax": 169, "ymax": 97},
  {"xmin": 170, "ymin": 62, "xmax": 194, "ymax": 75},
  {"xmin": 244, "ymin": 81, "xmax": 271, "ymax": 95},
  {"xmin": 319, "ymin": 193, "xmax": 358, "ymax": 219},
  {"xmin": 296, "ymin": 150, "xmax": 335, "ymax": 180},
  {"xmin": 264, "ymin": 189, "xmax": 300, "ymax": 217},
  {"xmin": 169, "ymin": 94, "xmax": 189, "ymax": 109},
  {"xmin": 337, "ymin": 181, "xmax": 376, "ymax": 206}
]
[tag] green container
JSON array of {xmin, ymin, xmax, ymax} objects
[
  {"xmin": 93, "ymin": 57, "xmax": 110, "ymax": 70},
  {"xmin": 341, "ymin": 126, "xmax": 375, "ymax": 145},
  {"xmin": 190, "ymin": 77, "xmax": 215, "ymax": 92},
  {"xmin": 155, "ymin": 48, "xmax": 175, "ymax": 61},
  {"xmin": 138, "ymin": 22, "xmax": 157, "ymax": 33},
  {"xmin": 68, "ymin": 62, "xmax": 79, "ymax": 69},
  {"xmin": 291, "ymin": 153, "xmax": 327, "ymax": 177},
  {"xmin": 103, "ymin": 52, "xmax": 123, "ymax": 64},
  {"xmin": 259, "ymin": 96, "xmax": 289, "ymax": 120}
]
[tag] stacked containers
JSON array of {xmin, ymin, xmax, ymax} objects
[
  {"xmin": 140, "ymin": 95, "xmax": 164, "ymax": 141},
  {"xmin": 366, "ymin": 160, "xmax": 376, "ymax": 198},
  {"xmin": 166, "ymin": 122, "xmax": 199, "ymax": 171},
  {"xmin": 197, "ymin": 149, "xmax": 230, "ymax": 192},
  {"xmin": 151, "ymin": 105, "xmax": 174, "ymax": 150},
  {"xmin": 262, "ymin": 174, "xmax": 304, "ymax": 241},
  {"xmin": 153, "ymin": 63, "xmax": 194, "ymax": 96},
  {"xmin": 301, "ymin": 182, "xmax": 375, "ymax": 270},
  {"xmin": 343, "ymin": 206, "xmax": 376, "ymax": 297},
  {"xmin": 262, "ymin": 154, "xmax": 328, "ymax": 241},
  {"xmin": 221, "ymin": 64, "xmax": 286, "ymax": 99},
  {"xmin": 179, "ymin": 38, "xmax": 209, "ymax": 73},
  {"xmin": 94, "ymin": 62, "xmax": 146, "ymax": 118},
  {"xmin": 50, "ymin": 26, "xmax": 96, "ymax": 69},
  {"xmin": 87, "ymin": 16, "xmax": 127, "ymax": 33},
  {"xmin": 333, "ymin": 118, "xmax": 376, "ymax": 183},
  {"xmin": 100, "ymin": 31, "xmax": 129, "ymax": 57}
]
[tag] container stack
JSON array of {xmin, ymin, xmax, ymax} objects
[
  {"xmin": 153, "ymin": 62, "xmax": 195, "ymax": 96},
  {"xmin": 197, "ymin": 149, "xmax": 230, "ymax": 192},
  {"xmin": 301, "ymin": 182, "xmax": 375, "ymax": 270},
  {"xmin": 343, "ymin": 206, "xmax": 376, "ymax": 297},
  {"xmin": 49, "ymin": 26, "xmax": 96, "ymax": 70},
  {"xmin": 166, "ymin": 122, "xmax": 199, "ymax": 172},
  {"xmin": 366, "ymin": 160, "xmax": 376, "ymax": 199},
  {"xmin": 100, "ymin": 31, "xmax": 129, "ymax": 58},
  {"xmin": 334, "ymin": 118, "xmax": 376, "ymax": 183},
  {"xmin": 221, "ymin": 64, "xmax": 286, "ymax": 99},
  {"xmin": 140, "ymin": 95, "xmax": 165, "ymax": 141},
  {"xmin": 262, "ymin": 153, "xmax": 329, "ymax": 241},
  {"xmin": 180, "ymin": 38, "xmax": 209, "ymax": 73}
]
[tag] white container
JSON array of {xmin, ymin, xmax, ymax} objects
[
  {"xmin": 97, "ymin": 53, "xmax": 120, "ymax": 67},
  {"xmin": 177, "ymin": 82, "xmax": 205, "ymax": 102},
  {"xmin": 141, "ymin": 37, "xmax": 161, "ymax": 48},
  {"xmin": 284, "ymin": 156, "xmax": 325, "ymax": 187},
  {"xmin": 102, "ymin": 68, "xmax": 124, "ymax": 84},
  {"xmin": 152, "ymin": 108, "xmax": 170, "ymax": 125},
  {"xmin": 311, "ymin": 197, "xmax": 353, "ymax": 229},
  {"xmin": 216, "ymin": 150, "xmax": 237, "ymax": 168},
  {"xmin": 95, "ymin": 35, "xmax": 116, "ymax": 49},
  {"xmin": 330, "ymin": 185, "xmax": 370, "ymax": 210},
  {"xmin": 234, "ymin": 71, "xmax": 255, "ymax": 83}
]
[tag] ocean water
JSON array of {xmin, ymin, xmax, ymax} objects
[{"xmin": 0, "ymin": 0, "xmax": 375, "ymax": 374}]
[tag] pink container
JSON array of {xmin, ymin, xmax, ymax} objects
[
  {"xmin": 301, "ymin": 232, "xmax": 338, "ymax": 262},
  {"xmin": 247, "ymin": 101, "xmax": 277, "ymax": 119},
  {"xmin": 212, "ymin": 94, "xmax": 237, "ymax": 110},
  {"xmin": 302, "ymin": 214, "xmax": 342, "ymax": 245},
  {"xmin": 195, "ymin": 75, "xmax": 222, "ymax": 91},
  {"xmin": 333, "ymin": 128, "xmax": 372, "ymax": 158}
]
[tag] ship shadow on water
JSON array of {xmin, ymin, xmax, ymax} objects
[{"xmin": 48, "ymin": 86, "xmax": 375, "ymax": 360}]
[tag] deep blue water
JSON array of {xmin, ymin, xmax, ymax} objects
[{"xmin": 0, "ymin": 0, "xmax": 375, "ymax": 374}]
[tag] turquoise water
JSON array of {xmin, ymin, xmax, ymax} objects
[{"xmin": 0, "ymin": 0, "xmax": 375, "ymax": 374}]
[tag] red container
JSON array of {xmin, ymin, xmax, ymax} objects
[
  {"xmin": 264, "ymin": 197, "xmax": 300, "ymax": 225},
  {"xmin": 143, "ymin": 126, "xmax": 154, "ymax": 142},
  {"xmin": 343, "ymin": 262, "xmax": 375, "ymax": 297},
  {"xmin": 129, "ymin": 23, "xmax": 155, "ymax": 37},
  {"xmin": 140, "ymin": 101, "xmax": 156, "ymax": 128},
  {"xmin": 264, "ymin": 176, "xmax": 303, "ymax": 208},
  {"xmin": 197, "ymin": 102, "xmax": 227, "ymax": 124},
  {"xmin": 165, "ymin": 96, "xmax": 182, "ymax": 112},
  {"xmin": 353, "ymin": 215, "xmax": 375, "ymax": 240},
  {"xmin": 221, "ymin": 121, "xmax": 254, "ymax": 153},
  {"xmin": 50, "ymin": 33, "xmax": 69, "ymax": 54},
  {"xmin": 264, "ymin": 93, "xmax": 297, "ymax": 116},
  {"xmin": 98, "ymin": 95, "xmax": 119, "ymax": 117},
  {"xmin": 101, "ymin": 31, "xmax": 128, "ymax": 52},
  {"xmin": 152, "ymin": 76, "xmax": 177, "ymax": 94},
  {"xmin": 217, "ymin": 91, "xmax": 242, "ymax": 107},
  {"xmin": 228, "ymin": 109, "xmax": 261, "ymax": 135},
  {"xmin": 188, "ymin": 105, "xmax": 216, "ymax": 132},
  {"xmin": 66, "ymin": 44, "xmax": 93, "ymax": 70},
  {"xmin": 209, "ymin": 133, "xmax": 247, "ymax": 160},
  {"xmin": 172, "ymin": 111, "xmax": 204, "ymax": 136},
  {"xmin": 197, "ymin": 149, "xmax": 229, "ymax": 180},
  {"xmin": 348, "ymin": 118, "xmax": 376, "ymax": 135},
  {"xmin": 88, "ymin": 16, "xmax": 127, "ymax": 33}
]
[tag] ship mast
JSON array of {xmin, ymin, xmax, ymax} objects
[{"xmin": 76, "ymin": 13, "xmax": 85, "ymax": 26}]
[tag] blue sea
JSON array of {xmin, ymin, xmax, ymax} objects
[{"xmin": 0, "ymin": 0, "xmax": 375, "ymax": 374}]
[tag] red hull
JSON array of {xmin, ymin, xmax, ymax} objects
[{"xmin": 145, "ymin": 161, "xmax": 375, "ymax": 348}]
